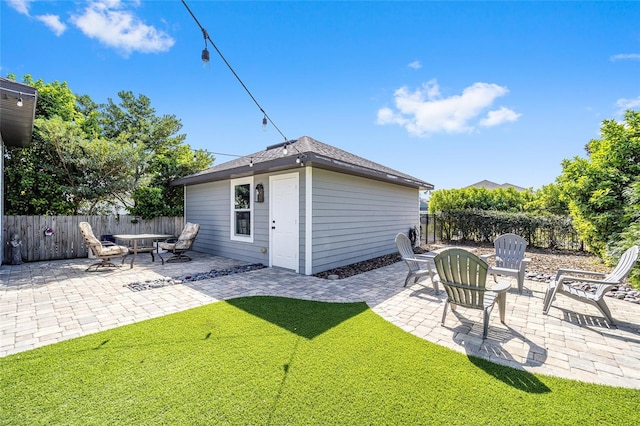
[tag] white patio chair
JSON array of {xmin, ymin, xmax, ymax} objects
[
  {"xmin": 481, "ymin": 233, "xmax": 530, "ymax": 293},
  {"xmin": 434, "ymin": 248, "xmax": 509, "ymax": 339},
  {"xmin": 542, "ymin": 245, "xmax": 639, "ymax": 325},
  {"xmin": 395, "ymin": 233, "xmax": 439, "ymax": 293}
]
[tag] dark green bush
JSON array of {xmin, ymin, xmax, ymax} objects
[{"xmin": 436, "ymin": 209, "xmax": 581, "ymax": 250}]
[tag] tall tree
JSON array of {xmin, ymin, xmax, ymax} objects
[
  {"xmin": 4, "ymin": 75, "xmax": 81, "ymax": 214},
  {"xmin": 3, "ymin": 75, "xmax": 213, "ymax": 216},
  {"xmin": 557, "ymin": 110, "xmax": 640, "ymax": 256},
  {"xmin": 34, "ymin": 116, "xmax": 139, "ymax": 213},
  {"xmin": 98, "ymin": 91, "xmax": 213, "ymax": 215}
]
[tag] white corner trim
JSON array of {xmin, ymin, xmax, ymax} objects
[{"xmin": 305, "ymin": 167, "xmax": 313, "ymax": 275}]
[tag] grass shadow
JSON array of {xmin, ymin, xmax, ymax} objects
[
  {"xmin": 225, "ymin": 296, "xmax": 369, "ymax": 339},
  {"xmin": 467, "ymin": 355, "xmax": 551, "ymax": 393}
]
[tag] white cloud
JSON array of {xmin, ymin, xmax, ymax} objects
[
  {"xmin": 610, "ymin": 53, "xmax": 640, "ymax": 61},
  {"xmin": 70, "ymin": 0, "xmax": 175, "ymax": 55},
  {"xmin": 35, "ymin": 14, "xmax": 67, "ymax": 36},
  {"xmin": 408, "ymin": 60, "xmax": 422, "ymax": 69},
  {"xmin": 479, "ymin": 106, "xmax": 521, "ymax": 127},
  {"xmin": 616, "ymin": 96, "xmax": 640, "ymax": 115},
  {"xmin": 377, "ymin": 80, "xmax": 519, "ymax": 137},
  {"xmin": 6, "ymin": 0, "xmax": 31, "ymax": 16}
]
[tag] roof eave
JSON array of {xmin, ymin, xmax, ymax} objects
[
  {"xmin": 172, "ymin": 153, "xmax": 434, "ymax": 190},
  {"xmin": 0, "ymin": 78, "xmax": 38, "ymax": 148}
]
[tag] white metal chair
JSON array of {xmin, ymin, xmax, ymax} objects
[
  {"xmin": 481, "ymin": 233, "xmax": 530, "ymax": 293},
  {"xmin": 395, "ymin": 233, "xmax": 439, "ymax": 293},
  {"xmin": 434, "ymin": 248, "xmax": 509, "ymax": 339},
  {"xmin": 542, "ymin": 245, "xmax": 639, "ymax": 325},
  {"xmin": 79, "ymin": 222, "xmax": 129, "ymax": 272}
]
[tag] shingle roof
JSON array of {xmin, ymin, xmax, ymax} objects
[
  {"xmin": 465, "ymin": 180, "xmax": 527, "ymax": 192},
  {"xmin": 172, "ymin": 136, "xmax": 434, "ymax": 189}
]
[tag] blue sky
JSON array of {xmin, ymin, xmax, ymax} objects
[{"xmin": 2, "ymin": 1, "xmax": 639, "ymax": 192}]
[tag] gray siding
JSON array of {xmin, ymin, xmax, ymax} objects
[
  {"xmin": 311, "ymin": 169, "xmax": 419, "ymax": 274},
  {"xmin": 184, "ymin": 167, "xmax": 419, "ymax": 275},
  {"xmin": 185, "ymin": 169, "xmax": 306, "ymax": 268},
  {"xmin": 185, "ymin": 179, "xmax": 269, "ymax": 265}
]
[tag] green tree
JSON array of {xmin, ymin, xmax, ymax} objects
[
  {"xmin": 557, "ymin": 110, "xmax": 640, "ymax": 256},
  {"xmin": 4, "ymin": 75, "xmax": 213, "ymax": 216},
  {"xmin": 4, "ymin": 74, "xmax": 81, "ymax": 214},
  {"xmin": 35, "ymin": 116, "xmax": 139, "ymax": 213},
  {"xmin": 607, "ymin": 179, "xmax": 640, "ymax": 286},
  {"xmin": 98, "ymin": 91, "xmax": 213, "ymax": 215},
  {"xmin": 129, "ymin": 145, "xmax": 212, "ymax": 219},
  {"xmin": 525, "ymin": 183, "xmax": 569, "ymax": 216},
  {"xmin": 428, "ymin": 187, "xmax": 534, "ymax": 213}
]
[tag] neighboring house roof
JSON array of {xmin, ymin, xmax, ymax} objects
[
  {"xmin": 0, "ymin": 77, "xmax": 38, "ymax": 147},
  {"xmin": 173, "ymin": 136, "xmax": 434, "ymax": 190},
  {"xmin": 465, "ymin": 179, "xmax": 527, "ymax": 192}
]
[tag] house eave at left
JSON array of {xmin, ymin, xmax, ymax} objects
[{"xmin": 0, "ymin": 78, "xmax": 38, "ymax": 148}]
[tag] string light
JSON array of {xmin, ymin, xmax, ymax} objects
[
  {"xmin": 181, "ymin": 0, "xmax": 288, "ymax": 142},
  {"xmin": 201, "ymin": 28, "xmax": 210, "ymax": 64}
]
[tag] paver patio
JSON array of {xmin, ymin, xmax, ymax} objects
[{"xmin": 1, "ymin": 252, "xmax": 639, "ymax": 389}]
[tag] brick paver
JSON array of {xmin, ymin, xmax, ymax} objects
[{"xmin": 1, "ymin": 252, "xmax": 639, "ymax": 389}]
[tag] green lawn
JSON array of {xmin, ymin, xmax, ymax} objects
[{"xmin": 1, "ymin": 296, "xmax": 637, "ymax": 425}]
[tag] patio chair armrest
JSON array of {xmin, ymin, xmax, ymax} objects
[
  {"xmin": 404, "ymin": 257, "xmax": 434, "ymax": 265},
  {"xmin": 554, "ymin": 268, "xmax": 606, "ymax": 281},
  {"xmin": 556, "ymin": 275, "xmax": 618, "ymax": 286},
  {"xmin": 480, "ymin": 254, "xmax": 495, "ymax": 262},
  {"xmin": 414, "ymin": 253, "xmax": 436, "ymax": 260}
]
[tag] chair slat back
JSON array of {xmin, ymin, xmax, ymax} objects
[
  {"xmin": 605, "ymin": 245, "xmax": 639, "ymax": 283},
  {"xmin": 494, "ymin": 233, "xmax": 527, "ymax": 269},
  {"xmin": 434, "ymin": 248, "xmax": 489, "ymax": 309},
  {"xmin": 395, "ymin": 233, "xmax": 421, "ymax": 272}
]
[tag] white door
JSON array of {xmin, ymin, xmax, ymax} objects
[{"xmin": 270, "ymin": 173, "xmax": 299, "ymax": 271}]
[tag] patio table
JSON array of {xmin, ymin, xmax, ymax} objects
[{"xmin": 113, "ymin": 233, "xmax": 173, "ymax": 268}]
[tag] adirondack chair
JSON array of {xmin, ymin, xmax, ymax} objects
[
  {"xmin": 79, "ymin": 222, "xmax": 130, "ymax": 272},
  {"xmin": 434, "ymin": 248, "xmax": 510, "ymax": 339},
  {"xmin": 395, "ymin": 233, "xmax": 439, "ymax": 293},
  {"xmin": 542, "ymin": 245, "xmax": 639, "ymax": 325},
  {"xmin": 481, "ymin": 233, "xmax": 530, "ymax": 293}
]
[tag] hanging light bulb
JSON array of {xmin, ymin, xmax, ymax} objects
[
  {"xmin": 201, "ymin": 47, "xmax": 210, "ymax": 63},
  {"xmin": 262, "ymin": 114, "xmax": 268, "ymax": 131},
  {"xmin": 201, "ymin": 28, "xmax": 210, "ymax": 64},
  {"xmin": 249, "ymin": 158, "xmax": 254, "ymax": 167},
  {"xmin": 17, "ymin": 94, "xmax": 23, "ymax": 107},
  {"xmin": 283, "ymin": 144, "xmax": 288, "ymax": 155}
]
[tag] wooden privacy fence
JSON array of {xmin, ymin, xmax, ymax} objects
[{"xmin": 3, "ymin": 216, "xmax": 184, "ymax": 263}]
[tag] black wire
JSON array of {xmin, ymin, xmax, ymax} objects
[{"xmin": 181, "ymin": 0, "xmax": 288, "ymax": 142}]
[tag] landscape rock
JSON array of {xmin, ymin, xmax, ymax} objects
[{"xmin": 124, "ymin": 263, "xmax": 266, "ymax": 291}]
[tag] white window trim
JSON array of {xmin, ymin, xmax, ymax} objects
[{"xmin": 230, "ymin": 176, "xmax": 254, "ymax": 243}]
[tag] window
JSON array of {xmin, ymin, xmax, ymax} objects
[{"xmin": 230, "ymin": 177, "xmax": 253, "ymax": 242}]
